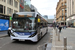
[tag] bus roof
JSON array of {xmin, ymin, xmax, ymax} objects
[
  {"xmin": 13, "ymin": 12, "xmax": 48, "ymax": 22},
  {"xmin": 14, "ymin": 12, "xmax": 35, "ymax": 15}
]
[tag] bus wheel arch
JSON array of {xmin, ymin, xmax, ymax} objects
[
  {"xmin": 46, "ymin": 29, "xmax": 48, "ymax": 34},
  {"xmin": 41, "ymin": 32, "xmax": 42, "ymax": 37}
]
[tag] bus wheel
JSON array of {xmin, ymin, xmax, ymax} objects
[
  {"xmin": 7, "ymin": 30, "xmax": 10, "ymax": 36},
  {"xmin": 46, "ymin": 29, "xmax": 48, "ymax": 34},
  {"xmin": 41, "ymin": 33, "xmax": 42, "ymax": 38},
  {"xmin": 38, "ymin": 34, "xmax": 40, "ymax": 40}
]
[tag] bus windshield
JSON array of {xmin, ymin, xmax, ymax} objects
[{"xmin": 12, "ymin": 17, "xmax": 35, "ymax": 32}]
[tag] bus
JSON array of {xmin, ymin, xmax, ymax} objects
[{"xmin": 10, "ymin": 12, "xmax": 48, "ymax": 42}]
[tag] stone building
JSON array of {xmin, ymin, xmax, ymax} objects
[
  {"xmin": 56, "ymin": 0, "xmax": 67, "ymax": 25},
  {"xmin": 66, "ymin": 0, "xmax": 75, "ymax": 27},
  {"xmin": 0, "ymin": 0, "xmax": 19, "ymax": 27}
]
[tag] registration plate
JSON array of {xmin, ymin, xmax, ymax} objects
[{"xmin": 19, "ymin": 39, "xmax": 25, "ymax": 41}]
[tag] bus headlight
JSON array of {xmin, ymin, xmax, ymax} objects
[
  {"xmin": 29, "ymin": 33, "xmax": 37, "ymax": 37},
  {"xmin": 10, "ymin": 32, "xmax": 15, "ymax": 37},
  {"xmin": 11, "ymin": 33, "xmax": 15, "ymax": 37}
]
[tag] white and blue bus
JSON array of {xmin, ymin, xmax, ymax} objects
[{"xmin": 10, "ymin": 12, "xmax": 48, "ymax": 42}]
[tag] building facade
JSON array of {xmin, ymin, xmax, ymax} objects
[
  {"xmin": 43, "ymin": 15, "xmax": 48, "ymax": 20},
  {"xmin": 0, "ymin": 0, "xmax": 19, "ymax": 27},
  {"xmin": 24, "ymin": 0, "xmax": 37, "ymax": 12},
  {"xmin": 47, "ymin": 19, "xmax": 54, "ymax": 27},
  {"xmin": 67, "ymin": 0, "xmax": 75, "ymax": 27},
  {"xmin": 56, "ymin": 0, "xmax": 67, "ymax": 25},
  {"xmin": 19, "ymin": 0, "xmax": 24, "ymax": 12},
  {"xmin": 0, "ymin": 0, "xmax": 19, "ymax": 16},
  {"xmin": 24, "ymin": 0, "xmax": 31, "ymax": 12}
]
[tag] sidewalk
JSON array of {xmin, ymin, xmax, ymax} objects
[
  {"xmin": 0, "ymin": 31, "xmax": 8, "ymax": 38},
  {"xmin": 51, "ymin": 28, "xmax": 75, "ymax": 50}
]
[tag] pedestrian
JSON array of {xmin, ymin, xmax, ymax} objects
[
  {"xmin": 57, "ymin": 25, "xmax": 59, "ymax": 29},
  {"xmin": 58, "ymin": 25, "xmax": 62, "ymax": 33},
  {"xmin": 64, "ymin": 25, "xmax": 66, "ymax": 29},
  {"xmin": 62, "ymin": 25, "xmax": 64, "ymax": 29}
]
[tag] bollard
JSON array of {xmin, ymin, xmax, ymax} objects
[
  {"xmin": 58, "ymin": 31, "xmax": 60, "ymax": 41},
  {"xmin": 56, "ymin": 28, "xmax": 57, "ymax": 36},
  {"xmin": 64, "ymin": 37, "xmax": 67, "ymax": 50}
]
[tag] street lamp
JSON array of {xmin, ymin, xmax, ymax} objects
[
  {"xmin": 53, "ymin": 14, "xmax": 57, "ymax": 29},
  {"xmin": 54, "ymin": 14, "xmax": 56, "ymax": 22}
]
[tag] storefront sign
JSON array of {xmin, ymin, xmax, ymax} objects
[
  {"xmin": 67, "ymin": 16, "xmax": 75, "ymax": 21},
  {"xmin": 0, "ymin": 19, "xmax": 9, "ymax": 31},
  {"xmin": 0, "ymin": 15, "xmax": 4, "ymax": 17}
]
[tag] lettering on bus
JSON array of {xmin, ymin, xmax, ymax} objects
[
  {"xmin": 18, "ymin": 15, "xmax": 24, "ymax": 17},
  {"xmin": 27, "ymin": 15, "xmax": 32, "ymax": 17},
  {"xmin": 27, "ymin": 14, "xmax": 32, "ymax": 17}
]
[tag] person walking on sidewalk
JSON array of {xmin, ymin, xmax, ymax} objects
[{"xmin": 58, "ymin": 25, "xmax": 62, "ymax": 33}]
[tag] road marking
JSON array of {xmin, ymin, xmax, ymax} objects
[
  {"xmin": 52, "ymin": 29, "xmax": 56, "ymax": 50},
  {"xmin": 53, "ymin": 46, "xmax": 73, "ymax": 49},
  {"xmin": 0, "ymin": 42, "xmax": 10, "ymax": 49},
  {"xmin": 0, "ymin": 47, "xmax": 2, "ymax": 48},
  {"xmin": 37, "ymin": 43, "xmax": 48, "ymax": 50},
  {"xmin": 0, "ymin": 38, "xmax": 3, "ymax": 40}
]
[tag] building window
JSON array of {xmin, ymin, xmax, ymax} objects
[
  {"xmin": 4, "ymin": 0, "xmax": 6, "ymax": 2},
  {"xmin": 14, "ymin": 10, "xmax": 18, "ymax": 13},
  {"xmin": 21, "ymin": 0, "xmax": 23, "ymax": 3},
  {"xmin": 1, "ymin": 0, "xmax": 6, "ymax": 2},
  {"xmin": 7, "ymin": 0, "xmax": 13, "ymax": 6},
  {"xmin": 65, "ymin": 3, "xmax": 66, "ymax": 5},
  {"xmin": 0, "ymin": 5, "xmax": 3, "ymax": 13},
  {"xmin": 62, "ymin": 3, "xmax": 63, "ymax": 6},
  {"xmin": 72, "ymin": 0, "xmax": 74, "ymax": 14},
  {"xmin": 24, "ymin": 0, "xmax": 31, "ymax": 7},
  {"xmin": 62, "ymin": 13, "xmax": 63, "ymax": 15},
  {"xmin": 65, "ymin": 8, "xmax": 67, "ymax": 11},
  {"xmin": 11, "ymin": 9, "xmax": 13, "ymax": 14},
  {"xmin": 65, "ymin": 13, "xmax": 67, "ymax": 16},
  {"xmin": 14, "ymin": 0, "xmax": 18, "ymax": 8},
  {"xmin": 62, "ymin": 9, "xmax": 64, "ymax": 14},
  {"xmin": 7, "ymin": 7, "xmax": 13, "ymax": 15},
  {"xmin": 65, "ymin": 8, "xmax": 67, "ymax": 14},
  {"xmin": 1, "ymin": 0, "xmax": 3, "ymax": 1},
  {"xmin": 65, "ymin": 16, "xmax": 67, "ymax": 20},
  {"xmin": 62, "ymin": 9, "xmax": 64, "ymax": 12},
  {"xmin": 62, "ymin": 17, "xmax": 63, "ymax": 20},
  {"xmin": 4, "ymin": 6, "xmax": 5, "ymax": 14}
]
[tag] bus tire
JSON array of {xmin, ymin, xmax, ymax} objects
[
  {"xmin": 38, "ymin": 34, "xmax": 40, "ymax": 40},
  {"xmin": 46, "ymin": 29, "xmax": 48, "ymax": 34},
  {"xmin": 41, "ymin": 33, "xmax": 42, "ymax": 38},
  {"xmin": 7, "ymin": 30, "xmax": 10, "ymax": 36}
]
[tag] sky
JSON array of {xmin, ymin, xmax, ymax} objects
[{"xmin": 31, "ymin": 0, "xmax": 59, "ymax": 19}]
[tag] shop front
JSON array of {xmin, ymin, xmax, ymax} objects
[
  {"xmin": 0, "ymin": 14, "xmax": 9, "ymax": 31},
  {"xmin": 67, "ymin": 16, "xmax": 75, "ymax": 27}
]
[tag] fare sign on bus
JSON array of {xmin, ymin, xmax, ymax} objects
[{"xmin": 38, "ymin": 18, "xmax": 40, "ymax": 22}]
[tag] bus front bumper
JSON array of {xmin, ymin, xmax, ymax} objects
[{"xmin": 10, "ymin": 35, "xmax": 38, "ymax": 42}]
